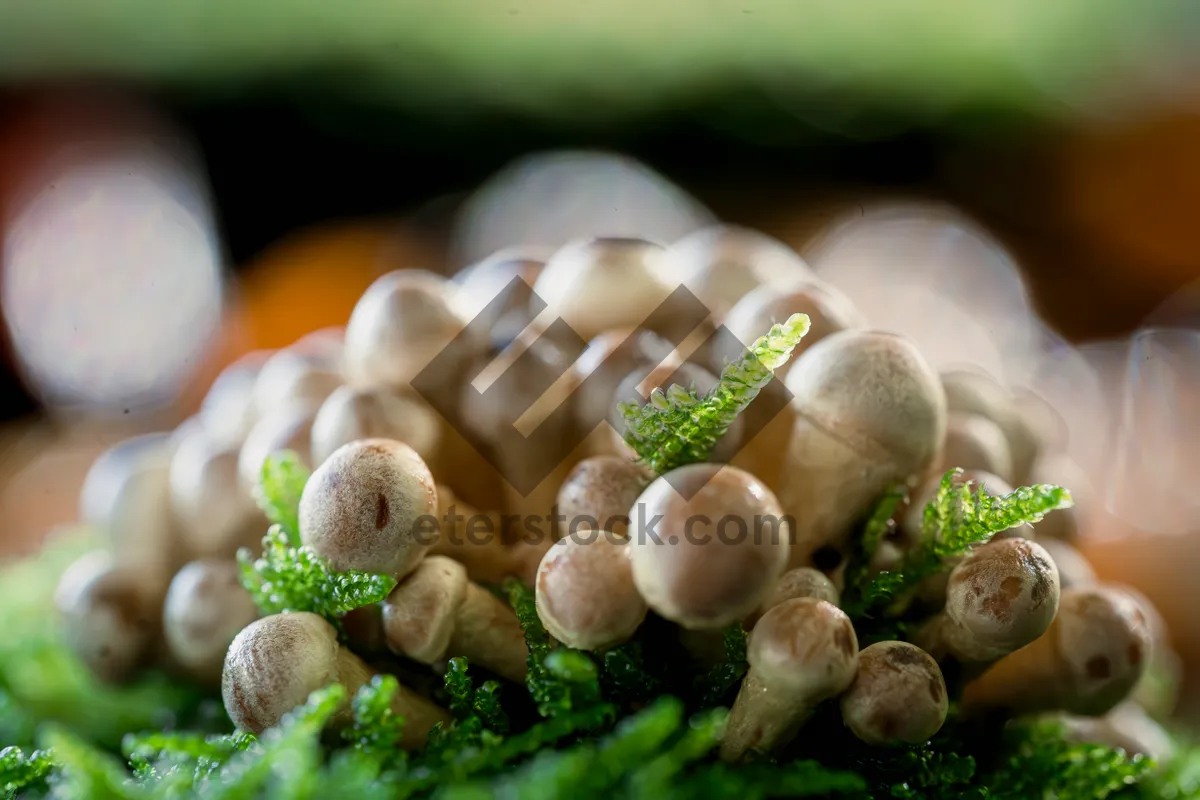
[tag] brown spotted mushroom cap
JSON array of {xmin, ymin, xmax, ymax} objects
[
  {"xmin": 941, "ymin": 538, "xmax": 1060, "ymax": 662},
  {"xmin": 749, "ymin": 598, "xmax": 859, "ymax": 697},
  {"xmin": 536, "ymin": 535, "xmax": 647, "ymax": 650},
  {"xmin": 163, "ymin": 560, "xmax": 260, "ymax": 682},
  {"xmin": 628, "ymin": 464, "xmax": 790, "ymax": 629},
  {"xmin": 555, "ymin": 456, "xmax": 652, "ymax": 537},
  {"xmin": 298, "ymin": 438, "xmax": 438, "ymax": 579},
  {"xmin": 840, "ymin": 641, "xmax": 948, "ymax": 746},
  {"xmin": 381, "ymin": 556, "xmax": 469, "ymax": 663},
  {"xmin": 1051, "ymin": 586, "xmax": 1153, "ymax": 715}
]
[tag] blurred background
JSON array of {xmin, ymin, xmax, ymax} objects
[{"xmin": 1, "ymin": 0, "xmax": 1199, "ymax": 712}]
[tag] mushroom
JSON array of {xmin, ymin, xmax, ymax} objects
[
  {"xmin": 198, "ymin": 350, "xmax": 273, "ymax": 449},
  {"xmin": 298, "ymin": 438, "xmax": 438, "ymax": 580},
  {"xmin": 627, "ymin": 463, "xmax": 790, "ymax": 630},
  {"xmin": 1057, "ymin": 701, "xmax": 1174, "ymax": 763},
  {"xmin": 938, "ymin": 412, "xmax": 1015, "ymax": 484},
  {"xmin": 719, "ymin": 598, "xmax": 858, "ymax": 762},
  {"xmin": 452, "ymin": 249, "xmax": 545, "ymax": 349},
  {"xmin": 55, "ymin": 551, "xmax": 162, "ymax": 684},
  {"xmin": 960, "ymin": 585, "xmax": 1152, "ymax": 716},
  {"xmin": 532, "ymin": 237, "xmax": 675, "ymax": 342},
  {"xmin": 1038, "ymin": 539, "xmax": 1097, "ymax": 590},
  {"xmin": 779, "ymin": 330, "xmax": 946, "ymax": 569},
  {"xmin": 79, "ymin": 432, "xmax": 178, "ymax": 581},
  {"xmin": 913, "ymin": 538, "xmax": 1060, "ymax": 667},
  {"xmin": 535, "ymin": 535, "xmax": 647, "ymax": 650},
  {"xmin": 310, "ymin": 384, "xmax": 442, "ymax": 467},
  {"xmin": 222, "ymin": 612, "xmax": 450, "ymax": 742},
  {"xmin": 840, "ymin": 641, "xmax": 948, "ymax": 747},
  {"xmin": 555, "ymin": 456, "xmax": 652, "ymax": 538},
  {"xmin": 251, "ymin": 346, "xmax": 343, "ymax": 420},
  {"xmin": 1112, "ymin": 584, "xmax": 1182, "ymax": 719},
  {"xmin": 237, "ymin": 401, "xmax": 319, "ymax": 491},
  {"xmin": 382, "ymin": 556, "xmax": 528, "ymax": 683},
  {"xmin": 664, "ymin": 225, "xmax": 815, "ymax": 320},
  {"xmin": 430, "ymin": 483, "xmax": 515, "ymax": 585},
  {"xmin": 170, "ymin": 424, "xmax": 268, "ymax": 559},
  {"xmin": 162, "ymin": 560, "xmax": 259, "ymax": 684},
  {"xmin": 343, "ymin": 269, "xmax": 479, "ymax": 394},
  {"xmin": 750, "ymin": 567, "xmax": 840, "ymax": 626},
  {"xmin": 940, "ymin": 369, "xmax": 1040, "ymax": 485}
]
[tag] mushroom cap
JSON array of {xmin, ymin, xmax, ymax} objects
[
  {"xmin": 1052, "ymin": 586, "xmax": 1152, "ymax": 715},
  {"xmin": 343, "ymin": 270, "xmax": 476, "ymax": 391},
  {"xmin": 536, "ymin": 535, "xmax": 647, "ymax": 650},
  {"xmin": 784, "ymin": 330, "xmax": 946, "ymax": 478},
  {"xmin": 532, "ymin": 237, "xmax": 674, "ymax": 341},
  {"xmin": 628, "ymin": 464, "xmax": 790, "ymax": 629},
  {"xmin": 55, "ymin": 551, "xmax": 158, "ymax": 683},
  {"xmin": 298, "ymin": 438, "xmax": 438, "ymax": 579},
  {"xmin": 251, "ymin": 347, "xmax": 343, "ymax": 420},
  {"xmin": 723, "ymin": 280, "xmax": 865, "ymax": 373},
  {"xmin": 759, "ymin": 567, "xmax": 840, "ymax": 614},
  {"xmin": 939, "ymin": 412, "xmax": 1015, "ymax": 483},
  {"xmin": 610, "ymin": 361, "xmax": 744, "ymax": 460},
  {"xmin": 840, "ymin": 641, "xmax": 948, "ymax": 746},
  {"xmin": 381, "ymin": 556, "xmax": 469, "ymax": 663},
  {"xmin": 665, "ymin": 225, "xmax": 815, "ymax": 319},
  {"xmin": 749, "ymin": 598, "xmax": 858, "ymax": 697},
  {"xmin": 569, "ymin": 328, "xmax": 674, "ymax": 433},
  {"xmin": 556, "ymin": 456, "xmax": 651, "ymax": 537},
  {"xmin": 943, "ymin": 538, "xmax": 1061, "ymax": 662},
  {"xmin": 79, "ymin": 432, "xmax": 175, "ymax": 575},
  {"xmin": 170, "ymin": 425, "xmax": 267, "ymax": 559},
  {"xmin": 199, "ymin": 350, "xmax": 272, "ymax": 449},
  {"xmin": 222, "ymin": 612, "xmax": 340, "ymax": 734},
  {"xmin": 940, "ymin": 369, "xmax": 1016, "ymax": 431},
  {"xmin": 163, "ymin": 560, "xmax": 260, "ymax": 680},
  {"xmin": 453, "ymin": 249, "xmax": 545, "ymax": 320},
  {"xmin": 237, "ymin": 401, "xmax": 318, "ymax": 490},
  {"xmin": 1038, "ymin": 539, "xmax": 1096, "ymax": 591},
  {"xmin": 310, "ymin": 385, "xmax": 441, "ymax": 467}
]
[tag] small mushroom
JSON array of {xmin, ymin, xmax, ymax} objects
[
  {"xmin": 430, "ymin": 483, "xmax": 514, "ymax": 585},
  {"xmin": 1057, "ymin": 701, "xmax": 1174, "ymax": 763},
  {"xmin": 199, "ymin": 350, "xmax": 273, "ymax": 449},
  {"xmin": 382, "ymin": 556, "xmax": 528, "ymax": 683},
  {"xmin": 170, "ymin": 424, "xmax": 268, "ymax": 559},
  {"xmin": 299, "ymin": 438, "xmax": 438, "ymax": 580},
  {"xmin": 532, "ymin": 237, "xmax": 674, "ymax": 342},
  {"xmin": 237, "ymin": 401, "xmax": 319, "ymax": 490},
  {"xmin": 535, "ymin": 535, "xmax": 647, "ymax": 650},
  {"xmin": 665, "ymin": 225, "xmax": 816, "ymax": 320},
  {"xmin": 938, "ymin": 412, "xmax": 1015, "ymax": 483},
  {"xmin": 1038, "ymin": 539, "xmax": 1097, "ymax": 591},
  {"xmin": 79, "ymin": 432, "xmax": 178, "ymax": 580},
  {"xmin": 627, "ymin": 463, "xmax": 791, "ymax": 629},
  {"xmin": 343, "ymin": 269, "xmax": 479, "ymax": 393},
  {"xmin": 720, "ymin": 598, "xmax": 858, "ymax": 762},
  {"xmin": 163, "ymin": 560, "xmax": 259, "ymax": 684},
  {"xmin": 222, "ymin": 612, "xmax": 450, "ymax": 742},
  {"xmin": 840, "ymin": 641, "xmax": 948, "ymax": 747},
  {"xmin": 55, "ymin": 551, "xmax": 162, "ymax": 684},
  {"xmin": 556, "ymin": 456, "xmax": 652, "ymax": 538},
  {"xmin": 940, "ymin": 369, "xmax": 1040, "ymax": 484},
  {"xmin": 914, "ymin": 538, "xmax": 1060, "ymax": 666},
  {"xmin": 251, "ymin": 346, "xmax": 343, "ymax": 420},
  {"xmin": 750, "ymin": 567, "xmax": 840, "ymax": 626},
  {"xmin": 960, "ymin": 585, "xmax": 1152, "ymax": 716},
  {"xmin": 310, "ymin": 384, "xmax": 442, "ymax": 467},
  {"xmin": 779, "ymin": 330, "xmax": 946, "ymax": 569},
  {"xmin": 452, "ymin": 249, "xmax": 545, "ymax": 348}
]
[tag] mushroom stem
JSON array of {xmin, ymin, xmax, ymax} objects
[
  {"xmin": 331, "ymin": 649, "xmax": 448, "ymax": 741},
  {"xmin": 448, "ymin": 583, "xmax": 530, "ymax": 682},
  {"xmin": 430, "ymin": 484, "xmax": 513, "ymax": 584}
]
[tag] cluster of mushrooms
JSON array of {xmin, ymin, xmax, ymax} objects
[{"xmin": 58, "ymin": 227, "xmax": 1180, "ymax": 762}]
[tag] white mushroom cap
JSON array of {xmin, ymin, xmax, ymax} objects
[
  {"xmin": 343, "ymin": 270, "xmax": 477, "ymax": 391},
  {"xmin": 840, "ymin": 641, "xmax": 948, "ymax": 746},
  {"xmin": 170, "ymin": 424, "xmax": 267, "ymax": 559},
  {"xmin": 628, "ymin": 464, "xmax": 790, "ymax": 629},
  {"xmin": 199, "ymin": 350, "xmax": 273, "ymax": 449},
  {"xmin": 251, "ymin": 347, "xmax": 343, "ymax": 420},
  {"xmin": 163, "ymin": 560, "xmax": 259, "ymax": 683},
  {"xmin": 665, "ymin": 225, "xmax": 815, "ymax": 319},
  {"xmin": 532, "ymin": 238, "xmax": 674, "ymax": 342},
  {"xmin": 556, "ymin": 456, "xmax": 652, "ymax": 538},
  {"xmin": 79, "ymin": 432, "xmax": 176, "ymax": 578},
  {"xmin": 237, "ymin": 401, "xmax": 319, "ymax": 490},
  {"xmin": 222, "ymin": 612, "xmax": 341, "ymax": 733},
  {"xmin": 749, "ymin": 597, "xmax": 858, "ymax": 698},
  {"xmin": 310, "ymin": 385, "xmax": 441, "ymax": 467},
  {"xmin": 452, "ymin": 249, "xmax": 545, "ymax": 320},
  {"xmin": 55, "ymin": 551, "xmax": 160, "ymax": 683},
  {"xmin": 536, "ymin": 535, "xmax": 647, "ymax": 650},
  {"xmin": 298, "ymin": 438, "xmax": 438, "ymax": 579},
  {"xmin": 939, "ymin": 412, "xmax": 1015, "ymax": 483},
  {"xmin": 757, "ymin": 567, "xmax": 840, "ymax": 618},
  {"xmin": 723, "ymin": 280, "xmax": 865, "ymax": 378},
  {"xmin": 381, "ymin": 556, "xmax": 469, "ymax": 663}
]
